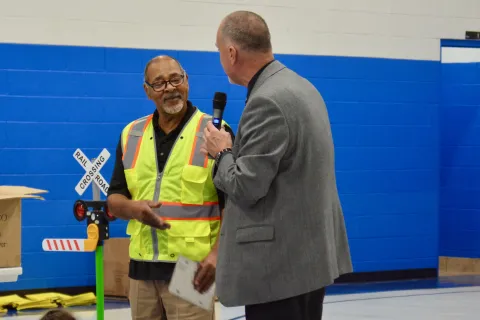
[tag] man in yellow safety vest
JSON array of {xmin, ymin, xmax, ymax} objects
[{"xmin": 107, "ymin": 55, "xmax": 234, "ymax": 320}]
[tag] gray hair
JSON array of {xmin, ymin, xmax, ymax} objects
[{"xmin": 220, "ymin": 11, "xmax": 272, "ymax": 53}]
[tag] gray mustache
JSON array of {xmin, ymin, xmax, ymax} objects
[{"xmin": 164, "ymin": 93, "xmax": 182, "ymax": 101}]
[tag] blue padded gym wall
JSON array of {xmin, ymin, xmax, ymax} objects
[
  {"xmin": 0, "ymin": 43, "xmax": 439, "ymax": 291},
  {"xmin": 440, "ymin": 43, "xmax": 480, "ymax": 259}
]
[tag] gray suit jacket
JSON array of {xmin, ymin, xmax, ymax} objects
[{"xmin": 213, "ymin": 60, "xmax": 353, "ymax": 307}]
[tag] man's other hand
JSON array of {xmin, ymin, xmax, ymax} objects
[
  {"xmin": 193, "ymin": 251, "xmax": 217, "ymax": 293},
  {"xmin": 130, "ymin": 200, "xmax": 171, "ymax": 230}
]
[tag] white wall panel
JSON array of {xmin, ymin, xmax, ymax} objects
[
  {"xmin": 441, "ymin": 47, "xmax": 480, "ymax": 63},
  {"xmin": 1, "ymin": 0, "xmax": 479, "ymax": 60}
]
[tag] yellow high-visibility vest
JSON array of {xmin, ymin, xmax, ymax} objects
[{"xmin": 121, "ymin": 109, "xmax": 222, "ymax": 263}]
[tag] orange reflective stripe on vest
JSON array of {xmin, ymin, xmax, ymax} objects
[{"xmin": 122, "ymin": 115, "xmax": 153, "ymax": 170}]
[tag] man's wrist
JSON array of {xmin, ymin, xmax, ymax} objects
[
  {"xmin": 214, "ymin": 148, "xmax": 232, "ymax": 165},
  {"xmin": 209, "ymin": 246, "xmax": 219, "ymax": 260}
]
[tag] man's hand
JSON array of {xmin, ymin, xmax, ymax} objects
[
  {"xmin": 130, "ymin": 200, "xmax": 171, "ymax": 230},
  {"xmin": 193, "ymin": 251, "xmax": 217, "ymax": 293},
  {"xmin": 201, "ymin": 122, "xmax": 233, "ymax": 157}
]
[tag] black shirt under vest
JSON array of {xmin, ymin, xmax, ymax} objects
[{"xmin": 107, "ymin": 101, "xmax": 235, "ymax": 281}]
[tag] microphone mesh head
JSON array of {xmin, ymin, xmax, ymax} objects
[
  {"xmin": 213, "ymin": 92, "xmax": 227, "ymax": 108},
  {"xmin": 214, "ymin": 92, "xmax": 227, "ymax": 101}
]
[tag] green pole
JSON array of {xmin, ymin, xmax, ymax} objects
[
  {"xmin": 95, "ymin": 243, "xmax": 105, "ymax": 320},
  {"xmin": 91, "ymin": 158, "xmax": 105, "ymax": 320}
]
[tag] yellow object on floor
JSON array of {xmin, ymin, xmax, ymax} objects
[
  {"xmin": 23, "ymin": 292, "xmax": 72, "ymax": 309},
  {"xmin": 62, "ymin": 293, "xmax": 96, "ymax": 307},
  {"xmin": 0, "ymin": 292, "xmax": 96, "ymax": 311},
  {"xmin": 0, "ymin": 295, "xmax": 32, "ymax": 309},
  {"xmin": 25, "ymin": 292, "xmax": 72, "ymax": 303},
  {"xmin": 16, "ymin": 300, "xmax": 58, "ymax": 311}
]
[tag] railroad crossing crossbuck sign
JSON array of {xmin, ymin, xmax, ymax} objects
[{"xmin": 74, "ymin": 148, "xmax": 110, "ymax": 196}]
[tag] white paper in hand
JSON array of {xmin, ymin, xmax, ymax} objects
[{"xmin": 168, "ymin": 255, "xmax": 216, "ymax": 311}]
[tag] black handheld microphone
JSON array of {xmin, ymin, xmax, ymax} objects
[{"xmin": 212, "ymin": 92, "xmax": 227, "ymax": 129}]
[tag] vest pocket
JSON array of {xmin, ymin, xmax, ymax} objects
[
  {"xmin": 166, "ymin": 220, "xmax": 212, "ymax": 262},
  {"xmin": 180, "ymin": 165, "xmax": 209, "ymax": 205},
  {"xmin": 126, "ymin": 220, "xmax": 144, "ymax": 259}
]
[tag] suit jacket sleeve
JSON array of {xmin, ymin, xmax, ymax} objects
[
  {"xmin": 213, "ymin": 96, "xmax": 289, "ymax": 206},
  {"xmin": 215, "ymin": 126, "xmax": 235, "ymax": 211}
]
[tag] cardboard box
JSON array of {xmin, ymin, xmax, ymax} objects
[
  {"xmin": 0, "ymin": 186, "xmax": 47, "ymax": 270},
  {"xmin": 104, "ymin": 238, "xmax": 130, "ymax": 298},
  {"xmin": 439, "ymin": 256, "xmax": 480, "ymax": 276}
]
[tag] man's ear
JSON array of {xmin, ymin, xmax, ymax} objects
[
  {"xmin": 143, "ymin": 83, "xmax": 151, "ymax": 100},
  {"xmin": 228, "ymin": 46, "xmax": 237, "ymax": 65},
  {"xmin": 184, "ymin": 73, "xmax": 190, "ymax": 92}
]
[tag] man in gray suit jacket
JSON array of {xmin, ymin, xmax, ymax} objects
[{"xmin": 202, "ymin": 10, "xmax": 353, "ymax": 320}]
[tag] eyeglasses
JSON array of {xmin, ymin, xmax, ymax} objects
[{"xmin": 145, "ymin": 74, "xmax": 185, "ymax": 92}]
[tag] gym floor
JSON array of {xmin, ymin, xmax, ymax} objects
[{"xmin": 2, "ymin": 275, "xmax": 479, "ymax": 320}]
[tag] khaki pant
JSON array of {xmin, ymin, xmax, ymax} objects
[{"xmin": 129, "ymin": 278, "xmax": 215, "ymax": 320}]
